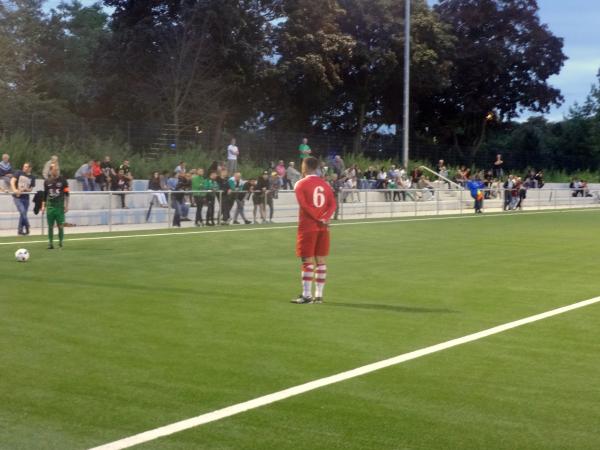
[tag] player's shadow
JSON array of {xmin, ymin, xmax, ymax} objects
[{"xmin": 328, "ymin": 302, "xmax": 457, "ymax": 314}]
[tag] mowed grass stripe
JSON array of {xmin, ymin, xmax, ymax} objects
[
  {"xmin": 89, "ymin": 296, "xmax": 600, "ymax": 450},
  {"xmin": 1, "ymin": 207, "xmax": 600, "ymax": 247},
  {"xmin": 2, "ymin": 211, "xmax": 600, "ymax": 449}
]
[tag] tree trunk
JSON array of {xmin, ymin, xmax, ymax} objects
[
  {"xmin": 353, "ymin": 102, "xmax": 366, "ymax": 154},
  {"xmin": 470, "ymin": 117, "xmax": 489, "ymax": 160},
  {"xmin": 211, "ymin": 109, "xmax": 228, "ymax": 153},
  {"xmin": 173, "ymin": 106, "xmax": 180, "ymax": 149}
]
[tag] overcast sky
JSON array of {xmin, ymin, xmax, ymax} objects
[{"xmin": 46, "ymin": 0, "xmax": 600, "ymax": 122}]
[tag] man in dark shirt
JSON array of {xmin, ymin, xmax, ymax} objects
[
  {"xmin": 10, "ymin": 162, "xmax": 35, "ymax": 235},
  {"xmin": 493, "ymin": 154, "xmax": 504, "ymax": 178},
  {"xmin": 254, "ymin": 171, "xmax": 270, "ymax": 224},
  {"xmin": 111, "ymin": 169, "xmax": 131, "ymax": 208},
  {"xmin": 119, "ymin": 159, "xmax": 132, "ymax": 177},
  {"xmin": 171, "ymin": 174, "xmax": 188, "ymax": 227},
  {"xmin": 217, "ymin": 168, "xmax": 232, "ymax": 225},
  {"xmin": 100, "ymin": 156, "xmax": 115, "ymax": 191},
  {"xmin": 42, "ymin": 163, "xmax": 69, "ymax": 249}
]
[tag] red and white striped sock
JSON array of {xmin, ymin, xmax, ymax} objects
[
  {"xmin": 302, "ymin": 263, "xmax": 315, "ymax": 298},
  {"xmin": 315, "ymin": 264, "xmax": 327, "ymax": 298}
]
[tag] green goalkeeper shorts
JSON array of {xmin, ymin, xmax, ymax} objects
[{"xmin": 47, "ymin": 206, "xmax": 65, "ymax": 226}]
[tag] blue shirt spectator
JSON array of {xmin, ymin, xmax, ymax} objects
[
  {"xmin": 467, "ymin": 179, "xmax": 485, "ymax": 198},
  {"xmin": 166, "ymin": 175, "xmax": 179, "ymax": 191},
  {"xmin": 0, "ymin": 153, "xmax": 12, "ymax": 176}
]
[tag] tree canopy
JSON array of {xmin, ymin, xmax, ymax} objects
[{"xmin": 2, "ymin": 0, "xmax": 597, "ymax": 171}]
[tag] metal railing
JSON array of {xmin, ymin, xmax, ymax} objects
[
  {"xmin": 0, "ymin": 187, "xmax": 599, "ymax": 235},
  {"xmin": 419, "ymin": 165, "xmax": 463, "ymax": 190}
]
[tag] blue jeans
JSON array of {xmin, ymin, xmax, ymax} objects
[
  {"xmin": 172, "ymin": 198, "xmax": 189, "ymax": 226},
  {"xmin": 13, "ymin": 196, "xmax": 30, "ymax": 232},
  {"xmin": 77, "ymin": 176, "xmax": 92, "ymax": 191}
]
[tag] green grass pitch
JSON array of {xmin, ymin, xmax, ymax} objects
[{"xmin": 1, "ymin": 211, "xmax": 600, "ymax": 449}]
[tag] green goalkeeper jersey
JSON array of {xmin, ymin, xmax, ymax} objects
[{"xmin": 44, "ymin": 176, "xmax": 70, "ymax": 208}]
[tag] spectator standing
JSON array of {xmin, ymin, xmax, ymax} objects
[
  {"xmin": 244, "ymin": 178, "xmax": 257, "ymax": 217},
  {"xmin": 510, "ymin": 177, "xmax": 522, "ymax": 209},
  {"xmin": 286, "ymin": 161, "xmax": 301, "ymax": 189},
  {"xmin": 171, "ymin": 174, "xmax": 190, "ymax": 227},
  {"xmin": 111, "ymin": 169, "xmax": 131, "ymax": 208},
  {"xmin": 342, "ymin": 176, "xmax": 354, "ymax": 203},
  {"xmin": 166, "ymin": 172, "xmax": 178, "ymax": 191},
  {"xmin": 298, "ymin": 137, "xmax": 312, "ymax": 162},
  {"xmin": 467, "ymin": 176, "xmax": 485, "ymax": 214},
  {"xmin": 484, "ymin": 170, "xmax": 494, "ymax": 199},
  {"xmin": 253, "ymin": 170, "xmax": 269, "ymax": 223},
  {"xmin": 417, "ymin": 176, "xmax": 435, "ymax": 201},
  {"xmin": 0, "ymin": 153, "xmax": 13, "ymax": 190},
  {"xmin": 518, "ymin": 179, "xmax": 528, "ymax": 208},
  {"xmin": 10, "ymin": 162, "xmax": 35, "ymax": 235},
  {"xmin": 148, "ymin": 171, "xmax": 168, "ymax": 207},
  {"xmin": 217, "ymin": 168, "xmax": 232, "ymax": 225},
  {"xmin": 329, "ymin": 173, "xmax": 344, "ymax": 219},
  {"xmin": 204, "ymin": 171, "xmax": 219, "ymax": 226},
  {"xmin": 390, "ymin": 178, "xmax": 401, "ymax": 202},
  {"xmin": 75, "ymin": 160, "xmax": 95, "ymax": 191},
  {"xmin": 332, "ymin": 155, "xmax": 345, "ymax": 176},
  {"xmin": 503, "ymin": 175, "xmax": 514, "ymax": 210},
  {"xmin": 437, "ymin": 160, "xmax": 450, "ymax": 189},
  {"xmin": 385, "ymin": 177, "xmax": 396, "ymax": 202},
  {"xmin": 267, "ymin": 171, "xmax": 281, "ymax": 223},
  {"xmin": 227, "ymin": 138, "xmax": 239, "ymax": 175},
  {"xmin": 455, "ymin": 166, "xmax": 470, "ymax": 186},
  {"xmin": 192, "ymin": 168, "xmax": 207, "ymax": 225},
  {"xmin": 275, "ymin": 160, "xmax": 286, "ymax": 186},
  {"xmin": 229, "ymin": 172, "xmax": 251, "ymax": 225},
  {"xmin": 493, "ymin": 154, "xmax": 504, "ymax": 179},
  {"xmin": 174, "ymin": 161, "xmax": 187, "ymax": 175},
  {"xmin": 399, "ymin": 175, "xmax": 412, "ymax": 201},
  {"xmin": 411, "ymin": 166, "xmax": 423, "ymax": 185},
  {"xmin": 42, "ymin": 155, "xmax": 60, "ymax": 180}
]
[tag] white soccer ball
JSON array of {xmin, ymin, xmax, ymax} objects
[{"xmin": 15, "ymin": 248, "xmax": 30, "ymax": 262}]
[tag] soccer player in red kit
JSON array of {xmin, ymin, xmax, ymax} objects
[{"xmin": 291, "ymin": 157, "xmax": 337, "ymax": 304}]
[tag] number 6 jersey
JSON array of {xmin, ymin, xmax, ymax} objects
[{"xmin": 294, "ymin": 175, "xmax": 337, "ymax": 232}]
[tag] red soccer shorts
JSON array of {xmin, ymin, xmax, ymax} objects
[{"xmin": 296, "ymin": 230, "xmax": 330, "ymax": 258}]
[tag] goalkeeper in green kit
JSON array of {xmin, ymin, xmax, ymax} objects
[{"xmin": 41, "ymin": 163, "xmax": 70, "ymax": 249}]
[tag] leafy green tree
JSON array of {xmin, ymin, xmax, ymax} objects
[
  {"xmin": 271, "ymin": 0, "xmax": 355, "ymax": 130},
  {"xmin": 0, "ymin": 0, "xmax": 64, "ymax": 122},
  {"xmin": 434, "ymin": 0, "xmax": 567, "ymax": 155},
  {"xmin": 273, "ymin": 0, "xmax": 453, "ymax": 153},
  {"xmin": 36, "ymin": 1, "xmax": 109, "ymax": 118},
  {"xmin": 101, "ymin": 0, "xmax": 278, "ymax": 148}
]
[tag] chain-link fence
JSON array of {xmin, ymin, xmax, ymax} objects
[{"xmin": 0, "ymin": 114, "xmax": 542, "ymax": 171}]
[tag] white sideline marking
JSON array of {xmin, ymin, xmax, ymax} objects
[
  {"xmin": 89, "ymin": 296, "xmax": 600, "ymax": 450},
  {"xmin": 1, "ymin": 208, "xmax": 599, "ymax": 247}
]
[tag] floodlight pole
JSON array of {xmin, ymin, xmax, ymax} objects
[{"xmin": 402, "ymin": 0, "xmax": 411, "ymax": 168}]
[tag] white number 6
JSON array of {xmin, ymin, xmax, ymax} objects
[{"xmin": 313, "ymin": 186, "xmax": 325, "ymax": 208}]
